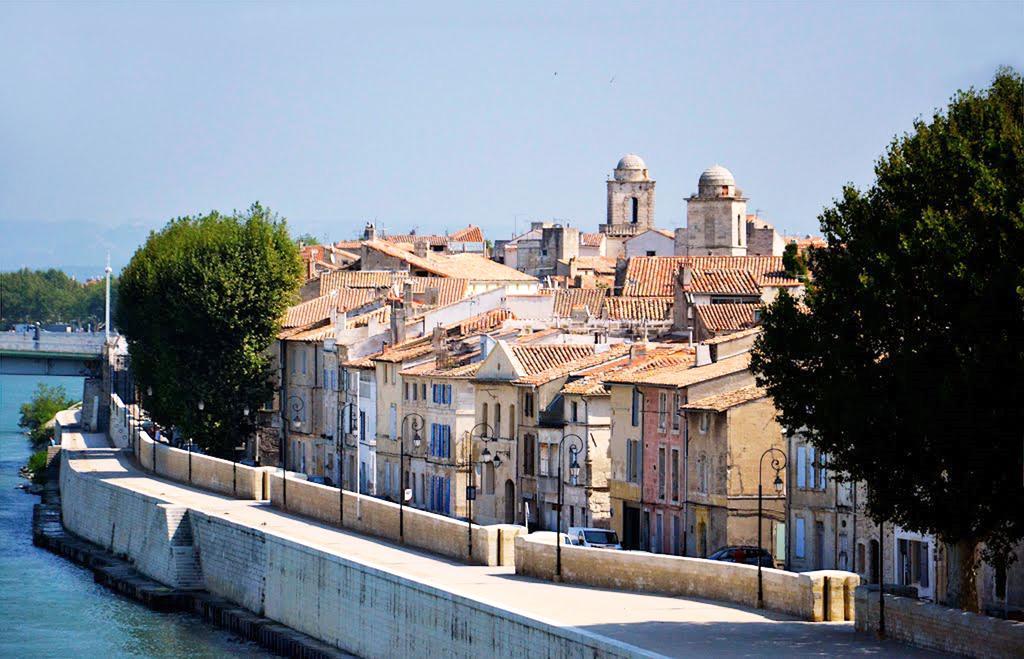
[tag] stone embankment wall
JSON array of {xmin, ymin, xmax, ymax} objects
[
  {"xmin": 515, "ymin": 533, "xmax": 858, "ymax": 622},
  {"xmin": 267, "ymin": 472, "xmax": 523, "ymax": 566},
  {"xmin": 58, "ymin": 424, "xmax": 641, "ymax": 657},
  {"xmin": 854, "ymin": 587, "xmax": 1024, "ymax": 658},
  {"xmin": 112, "ymin": 392, "xmax": 266, "ymax": 499}
]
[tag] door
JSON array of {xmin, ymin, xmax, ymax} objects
[
  {"xmin": 814, "ymin": 521, "xmax": 825, "ymax": 570},
  {"xmin": 623, "ymin": 505, "xmax": 640, "ymax": 550},
  {"xmin": 503, "ymin": 480, "xmax": 515, "ymax": 523}
]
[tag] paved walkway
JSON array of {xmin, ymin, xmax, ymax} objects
[{"xmin": 63, "ymin": 430, "xmax": 941, "ymax": 658}]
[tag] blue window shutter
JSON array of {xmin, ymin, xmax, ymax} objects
[
  {"xmin": 795, "ymin": 518, "xmax": 806, "ymax": 558},
  {"xmin": 797, "ymin": 446, "xmax": 806, "ymax": 488}
]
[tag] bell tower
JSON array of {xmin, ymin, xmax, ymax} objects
[{"xmin": 602, "ymin": 154, "xmax": 656, "ymax": 237}]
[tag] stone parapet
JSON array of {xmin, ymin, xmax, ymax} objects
[
  {"xmin": 136, "ymin": 429, "xmax": 267, "ymax": 500},
  {"xmin": 267, "ymin": 472, "xmax": 524, "ymax": 566},
  {"xmin": 854, "ymin": 587, "xmax": 1024, "ymax": 657},
  {"xmin": 515, "ymin": 532, "xmax": 859, "ymax": 622}
]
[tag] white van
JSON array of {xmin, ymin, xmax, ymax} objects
[{"xmin": 566, "ymin": 527, "xmax": 622, "ymax": 550}]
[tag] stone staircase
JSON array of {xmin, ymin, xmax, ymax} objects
[{"xmin": 166, "ymin": 507, "xmax": 205, "ymax": 590}]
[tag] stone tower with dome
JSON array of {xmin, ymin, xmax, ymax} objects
[
  {"xmin": 678, "ymin": 165, "xmax": 749, "ymax": 256},
  {"xmin": 601, "ymin": 154, "xmax": 656, "ymax": 238}
]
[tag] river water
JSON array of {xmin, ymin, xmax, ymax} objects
[{"xmin": 0, "ymin": 374, "xmax": 273, "ymax": 658}]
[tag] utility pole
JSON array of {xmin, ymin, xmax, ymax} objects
[{"xmin": 104, "ymin": 253, "xmax": 112, "ymax": 341}]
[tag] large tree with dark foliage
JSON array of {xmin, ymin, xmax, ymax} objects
[
  {"xmin": 117, "ymin": 204, "xmax": 302, "ymax": 457},
  {"xmin": 751, "ymin": 68, "xmax": 1023, "ymax": 611}
]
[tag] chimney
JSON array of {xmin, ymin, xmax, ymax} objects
[
  {"xmin": 403, "ymin": 281, "xmax": 414, "ymax": 305},
  {"xmin": 414, "ymin": 239, "xmax": 429, "ymax": 259},
  {"xmin": 390, "ymin": 297, "xmax": 407, "ymax": 345},
  {"xmin": 363, "ymin": 222, "xmax": 378, "ymax": 241},
  {"xmin": 629, "ymin": 342, "xmax": 648, "ymax": 362}
]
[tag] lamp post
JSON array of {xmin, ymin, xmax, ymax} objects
[
  {"xmin": 192, "ymin": 400, "xmax": 205, "ymax": 483},
  {"xmin": 282, "ymin": 395, "xmax": 304, "ymax": 509},
  {"xmin": 757, "ymin": 446, "xmax": 787, "ymax": 609},
  {"xmin": 333, "ymin": 402, "xmax": 358, "ymax": 526},
  {"xmin": 237, "ymin": 405, "xmax": 250, "ymax": 496},
  {"xmin": 468, "ymin": 422, "xmax": 494, "ymax": 561},
  {"xmin": 399, "ymin": 412, "xmax": 425, "ymax": 543},
  {"xmin": 556, "ymin": 433, "xmax": 585, "ymax": 581}
]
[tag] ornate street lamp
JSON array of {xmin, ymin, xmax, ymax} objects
[
  {"xmin": 556, "ymin": 433, "xmax": 585, "ymax": 581},
  {"xmin": 331, "ymin": 402, "xmax": 359, "ymax": 526},
  {"xmin": 191, "ymin": 399, "xmax": 205, "ymax": 483},
  {"xmin": 281, "ymin": 394, "xmax": 304, "ymax": 508},
  {"xmin": 467, "ymin": 422, "xmax": 494, "ymax": 561},
  {"xmin": 399, "ymin": 412, "xmax": 424, "ymax": 543},
  {"xmin": 757, "ymin": 446, "xmax": 787, "ymax": 608}
]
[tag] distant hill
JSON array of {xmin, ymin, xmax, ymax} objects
[{"xmin": 0, "ymin": 219, "xmax": 154, "ymax": 277}]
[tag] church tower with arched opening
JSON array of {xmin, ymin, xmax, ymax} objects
[
  {"xmin": 681, "ymin": 165, "xmax": 748, "ymax": 256},
  {"xmin": 601, "ymin": 154, "xmax": 656, "ymax": 237}
]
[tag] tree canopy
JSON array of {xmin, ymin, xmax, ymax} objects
[
  {"xmin": 0, "ymin": 268, "xmax": 115, "ymax": 329},
  {"xmin": 19, "ymin": 383, "xmax": 75, "ymax": 449},
  {"xmin": 117, "ymin": 203, "xmax": 302, "ymax": 457},
  {"xmin": 751, "ymin": 68, "xmax": 1023, "ymax": 606}
]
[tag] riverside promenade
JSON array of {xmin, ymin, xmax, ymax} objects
[{"xmin": 60, "ymin": 428, "xmax": 937, "ymax": 658}]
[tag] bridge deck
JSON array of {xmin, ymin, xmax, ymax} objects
[{"xmin": 63, "ymin": 429, "xmax": 940, "ymax": 658}]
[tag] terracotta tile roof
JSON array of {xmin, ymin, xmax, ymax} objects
[
  {"xmin": 449, "ymin": 225, "xmax": 485, "ymax": 243},
  {"xmin": 694, "ymin": 303, "xmax": 761, "ymax": 334},
  {"xmin": 282, "ymin": 289, "xmax": 377, "ymax": 328},
  {"xmin": 687, "ymin": 269, "xmax": 761, "ymax": 296},
  {"xmin": 636, "ymin": 353, "xmax": 751, "ymax": 388},
  {"xmin": 374, "ymin": 308, "xmax": 514, "ymax": 364},
  {"xmin": 342, "ymin": 355, "xmax": 376, "ymax": 368},
  {"xmin": 285, "ymin": 325, "xmax": 336, "ymax": 343},
  {"xmin": 681, "ymin": 385, "xmax": 767, "ymax": 412},
  {"xmin": 319, "ymin": 270, "xmax": 396, "ymax": 291},
  {"xmin": 604, "ymin": 296, "xmax": 672, "ymax": 321},
  {"xmin": 552, "ymin": 288, "xmax": 607, "ymax": 317},
  {"xmin": 580, "ymin": 232, "xmax": 605, "ymax": 247},
  {"xmin": 622, "ymin": 256, "xmax": 799, "ymax": 296},
  {"xmin": 566, "ymin": 256, "xmax": 617, "ymax": 274},
  {"xmin": 334, "ymin": 240, "xmax": 364, "ymax": 250},
  {"xmin": 654, "ymin": 228, "xmax": 676, "ymax": 239},
  {"xmin": 561, "ymin": 355, "xmax": 637, "ymax": 395},
  {"xmin": 319, "ymin": 272, "xmax": 469, "ymax": 306},
  {"xmin": 509, "ymin": 344, "xmax": 631, "ymax": 386},
  {"xmin": 345, "ymin": 305, "xmax": 390, "ymax": 329},
  {"xmin": 362, "ymin": 240, "xmax": 536, "ymax": 282},
  {"xmin": 602, "ymin": 347, "xmax": 696, "ymax": 384},
  {"xmin": 703, "ymin": 326, "xmax": 761, "ymax": 345}
]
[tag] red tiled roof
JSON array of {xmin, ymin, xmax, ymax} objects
[
  {"xmin": 602, "ymin": 347, "xmax": 696, "ymax": 384},
  {"xmin": 552, "ymin": 288, "xmax": 607, "ymax": 317},
  {"xmin": 319, "ymin": 272, "xmax": 469, "ymax": 307},
  {"xmin": 566, "ymin": 256, "xmax": 617, "ymax": 274},
  {"xmin": 580, "ymin": 232, "xmax": 605, "ymax": 247},
  {"xmin": 622, "ymin": 256, "xmax": 799, "ymax": 296},
  {"xmin": 362, "ymin": 240, "xmax": 536, "ymax": 281},
  {"xmin": 604, "ymin": 297, "xmax": 672, "ymax": 321},
  {"xmin": 510, "ymin": 343, "xmax": 631, "ymax": 386},
  {"xmin": 282, "ymin": 289, "xmax": 377, "ymax": 328},
  {"xmin": 450, "ymin": 225, "xmax": 485, "ymax": 243},
  {"xmin": 687, "ymin": 269, "xmax": 761, "ymax": 296},
  {"xmin": 636, "ymin": 353, "xmax": 751, "ymax": 388},
  {"xmin": 375, "ymin": 308, "xmax": 514, "ymax": 363},
  {"xmin": 694, "ymin": 303, "xmax": 761, "ymax": 334},
  {"xmin": 681, "ymin": 385, "xmax": 767, "ymax": 412}
]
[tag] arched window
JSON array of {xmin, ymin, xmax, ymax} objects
[
  {"xmin": 631, "ymin": 197, "xmax": 639, "ymax": 223},
  {"xmin": 494, "ymin": 404, "xmax": 501, "ymax": 436},
  {"xmin": 481, "ymin": 403, "xmax": 488, "ymax": 428},
  {"xmin": 508, "ymin": 405, "xmax": 515, "ymax": 440}
]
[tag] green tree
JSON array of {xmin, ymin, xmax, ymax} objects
[
  {"xmin": 0, "ymin": 268, "xmax": 116, "ymax": 329},
  {"xmin": 782, "ymin": 242, "xmax": 808, "ymax": 280},
  {"xmin": 294, "ymin": 232, "xmax": 321, "ymax": 245},
  {"xmin": 118, "ymin": 203, "xmax": 302, "ymax": 457},
  {"xmin": 19, "ymin": 383, "xmax": 74, "ymax": 448},
  {"xmin": 751, "ymin": 68, "xmax": 1023, "ymax": 611}
]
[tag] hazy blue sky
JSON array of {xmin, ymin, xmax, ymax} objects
[{"xmin": 1, "ymin": 1, "xmax": 1020, "ymax": 274}]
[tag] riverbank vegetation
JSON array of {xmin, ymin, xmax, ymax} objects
[
  {"xmin": 18, "ymin": 383, "xmax": 74, "ymax": 449},
  {"xmin": 117, "ymin": 203, "xmax": 303, "ymax": 458},
  {"xmin": 0, "ymin": 268, "xmax": 117, "ymax": 329}
]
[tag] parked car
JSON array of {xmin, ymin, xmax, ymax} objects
[
  {"xmin": 566, "ymin": 527, "xmax": 623, "ymax": 550},
  {"xmin": 708, "ymin": 545, "xmax": 775, "ymax": 567}
]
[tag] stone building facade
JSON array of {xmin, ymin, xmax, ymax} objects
[
  {"xmin": 677, "ymin": 165, "xmax": 749, "ymax": 256},
  {"xmin": 601, "ymin": 154, "xmax": 656, "ymax": 240}
]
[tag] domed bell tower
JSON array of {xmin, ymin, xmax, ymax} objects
[
  {"xmin": 684, "ymin": 165, "xmax": 747, "ymax": 256},
  {"xmin": 602, "ymin": 154, "xmax": 656, "ymax": 237}
]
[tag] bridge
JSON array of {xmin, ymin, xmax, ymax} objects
[{"xmin": 0, "ymin": 332, "xmax": 106, "ymax": 376}]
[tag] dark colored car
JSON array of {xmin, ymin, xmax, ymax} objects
[{"xmin": 708, "ymin": 546, "xmax": 775, "ymax": 568}]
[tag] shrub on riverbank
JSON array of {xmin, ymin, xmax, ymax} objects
[
  {"xmin": 24, "ymin": 450, "xmax": 49, "ymax": 484},
  {"xmin": 18, "ymin": 384, "xmax": 74, "ymax": 449}
]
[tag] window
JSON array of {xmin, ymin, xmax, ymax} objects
[
  {"xmin": 404, "ymin": 383, "xmax": 409, "ymax": 400},
  {"xmin": 301, "ymin": 349, "xmax": 307, "ymax": 375},
  {"xmin": 389, "ymin": 404, "xmax": 397, "ymax": 439},
  {"xmin": 631, "ymin": 389, "xmax": 641, "ymax": 427},
  {"xmin": 539, "ymin": 443, "xmax": 551, "ymax": 476},
  {"xmin": 631, "ymin": 197, "xmax": 639, "ymax": 223},
  {"xmin": 570, "ymin": 401, "xmax": 578, "ymax": 423},
  {"xmin": 797, "ymin": 445, "xmax": 806, "ymax": 488},
  {"xmin": 494, "ymin": 404, "xmax": 501, "ymax": 432},
  {"xmin": 672, "ymin": 393, "xmax": 680, "ymax": 431},
  {"xmin": 523, "ymin": 433, "xmax": 535, "ymax": 475},
  {"xmin": 658, "ymin": 393, "xmax": 667, "ymax": 430},
  {"xmin": 481, "ymin": 403, "xmax": 488, "ymax": 427},
  {"xmin": 808, "ymin": 446, "xmax": 817, "ymax": 489},
  {"xmin": 697, "ymin": 454, "xmax": 708, "ymax": 494},
  {"xmin": 672, "ymin": 515, "xmax": 681, "ymax": 555},
  {"xmin": 646, "ymin": 250, "xmax": 656, "ymax": 257},
  {"xmin": 626, "ymin": 439, "xmax": 641, "ymax": 483},
  {"xmin": 412, "ymin": 382, "xmax": 418, "ymax": 400},
  {"xmin": 699, "ymin": 412, "xmax": 709, "ymax": 434},
  {"xmin": 523, "ymin": 392, "xmax": 534, "ymax": 418},
  {"xmin": 429, "ymin": 423, "xmax": 451, "ymax": 459},
  {"xmin": 658, "ymin": 446, "xmax": 666, "ymax": 499},
  {"xmin": 671, "ymin": 448, "xmax": 680, "ymax": 501},
  {"xmin": 508, "ymin": 405, "xmax": 515, "ymax": 440},
  {"xmin": 795, "ymin": 517, "xmax": 806, "ymax": 558}
]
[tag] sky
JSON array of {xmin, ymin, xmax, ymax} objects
[{"xmin": 0, "ymin": 1, "xmax": 1021, "ymax": 276}]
